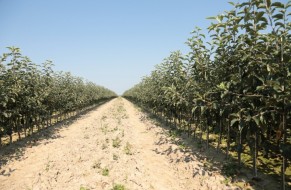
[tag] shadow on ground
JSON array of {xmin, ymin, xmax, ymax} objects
[
  {"xmin": 135, "ymin": 104, "xmax": 289, "ymax": 190},
  {"xmin": 0, "ymin": 100, "xmax": 111, "ymax": 173}
]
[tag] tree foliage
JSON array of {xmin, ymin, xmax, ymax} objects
[
  {"xmin": 0, "ymin": 47, "xmax": 116, "ymax": 145},
  {"xmin": 124, "ymin": 0, "xmax": 290, "ymax": 188}
]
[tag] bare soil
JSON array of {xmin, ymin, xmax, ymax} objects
[{"xmin": 0, "ymin": 98, "xmax": 251, "ymax": 190}]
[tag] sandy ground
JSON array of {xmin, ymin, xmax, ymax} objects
[{"xmin": 0, "ymin": 98, "xmax": 239, "ymax": 190}]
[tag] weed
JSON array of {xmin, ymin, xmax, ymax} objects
[
  {"xmin": 45, "ymin": 158, "xmax": 52, "ymax": 172},
  {"xmin": 178, "ymin": 141, "xmax": 186, "ymax": 150},
  {"xmin": 80, "ymin": 186, "xmax": 89, "ymax": 190},
  {"xmin": 124, "ymin": 142, "xmax": 133, "ymax": 155},
  {"xmin": 112, "ymin": 184, "xmax": 126, "ymax": 190},
  {"xmin": 221, "ymin": 178, "xmax": 231, "ymax": 185},
  {"xmin": 102, "ymin": 167, "xmax": 109, "ymax": 176},
  {"xmin": 113, "ymin": 153, "xmax": 119, "ymax": 160},
  {"xmin": 101, "ymin": 123, "xmax": 109, "ymax": 134},
  {"xmin": 112, "ymin": 137, "xmax": 121, "ymax": 148}
]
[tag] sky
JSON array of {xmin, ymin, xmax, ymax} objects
[{"xmin": 0, "ymin": 0, "xmax": 244, "ymax": 95}]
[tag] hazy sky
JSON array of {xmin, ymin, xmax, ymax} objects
[{"xmin": 0, "ymin": 0, "xmax": 244, "ymax": 94}]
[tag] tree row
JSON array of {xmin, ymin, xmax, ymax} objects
[
  {"xmin": 0, "ymin": 47, "xmax": 117, "ymax": 146},
  {"xmin": 124, "ymin": 0, "xmax": 290, "ymax": 189}
]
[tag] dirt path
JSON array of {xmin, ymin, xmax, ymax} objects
[{"xmin": 0, "ymin": 98, "xmax": 236, "ymax": 190}]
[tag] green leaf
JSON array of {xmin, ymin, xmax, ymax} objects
[
  {"xmin": 2, "ymin": 112, "xmax": 11, "ymax": 118},
  {"xmin": 273, "ymin": 13, "xmax": 283, "ymax": 20},
  {"xmin": 272, "ymin": 2, "xmax": 284, "ymax": 8},
  {"xmin": 256, "ymin": 11, "xmax": 265, "ymax": 21},
  {"xmin": 260, "ymin": 114, "xmax": 266, "ymax": 125},
  {"xmin": 228, "ymin": 1, "xmax": 235, "ymax": 6},
  {"xmin": 256, "ymin": 86, "xmax": 265, "ymax": 91},
  {"xmin": 252, "ymin": 116, "xmax": 260, "ymax": 126},
  {"xmin": 206, "ymin": 16, "xmax": 216, "ymax": 20},
  {"xmin": 267, "ymin": 64, "xmax": 271, "ymax": 72},
  {"xmin": 275, "ymin": 22, "xmax": 285, "ymax": 28}
]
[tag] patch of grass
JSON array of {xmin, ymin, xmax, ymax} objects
[
  {"xmin": 124, "ymin": 142, "xmax": 133, "ymax": 155},
  {"xmin": 117, "ymin": 105, "xmax": 125, "ymax": 113},
  {"xmin": 45, "ymin": 159, "xmax": 52, "ymax": 172},
  {"xmin": 80, "ymin": 186, "xmax": 89, "ymax": 190},
  {"xmin": 221, "ymin": 177, "xmax": 231, "ymax": 185},
  {"xmin": 113, "ymin": 153, "xmax": 119, "ymax": 160},
  {"xmin": 102, "ymin": 167, "xmax": 109, "ymax": 176},
  {"xmin": 101, "ymin": 123, "xmax": 109, "ymax": 134},
  {"xmin": 196, "ymin": 141, "xmax": 203, "ymax": 149},
  {"xmin": 222, "ymin": 161, "xmax": 241, "ymax": 177},
  {"xmin": 112, "ymin": 137, "xmax": 121, "ymax": 148},
  {"xmin": 111, "ymin": 184, "xmax": 126, "ymax": 190},
  {"xmin": 169, "ymin": 129, "xmax": 182, "ymax": 140},
  {"xmin": 178, "ymin": 141, "xmax": 186, "ymax": 150}
]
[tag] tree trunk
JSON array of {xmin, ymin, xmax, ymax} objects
[
  {"xmin": 282, "ymin": 111, "xmax": 286, "ymax": 190},
  {"xmin": 253, "ymin": 130, "xmax": 258, "ymax": 177},
  {"xmin": 206, "ymin": 123, "xmax": 209, "ymax": 150},
  {"xmin": 238, "ymin": 116, "xmax": 243, "ymax": 166},
  {"xmin": 17, "ymin": 130, "xmax": 21, "ymax": 141},
  {"xmin": 217, "ymin": 118, "xmax": 222, "ymax": 151},
  {"xmin": 24, "ymin": 126, "xmax": 27, "ymax": 137},
  {"xmin": 226, "ymin": 119, "xmax": 230, "ymax": 159}
]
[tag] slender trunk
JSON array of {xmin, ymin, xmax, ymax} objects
[
  {"xmin": 253, "ymin": 130, "xmax": 258, "ymax": 177},
  {"xmin": 238, "ymin": 115, "xmax": 243, "ymax": 166},
  {"xmin": 226, "ymin": 119, "xmax": 230, "ymax": 159},
  {"xmin": 200, "ymin": 123, "xmax": 203, "ymax": 144},
  {"xmin": 282, "ymin": 110, "xmax": 286, "ymax": 190},
  {"xmin": 9, "ymin": 120, "xmax": 12, "ymax": 144},
  {"xmin": 206, "ymin": 123, "xmax": 209, "ymax": 150},
  {"xmin": 16, "ymin": 119, "xmax": 21, "ymax": 140},
  {"xmin": 37, "ymin": 117, "xmax": 40, "ymax": 131},
  {"xmin": 9, "ymin": 134, "xmax": 12, "ymax": 144},
  {"xmin": 24, "ymin": 126, "xmax": 27, "ymax": 137},
  {"xmin": 193, "ymin": 126, "xmax": 197, "ymax": 139},
  {"xmin": 31, "ymin": 123, "xmax": 34, "ymax": 134},
  {"xmin": 17, "ymin": 130, "xmax": 21, "ymax": 140},
  {"xmin": 187, "ymin": 117, "xmax": 192, "ymax": 137},
  {"xmin": 46, "ymin": 115, "xmax": 49, "ymax": 128},
  {"xmin": 238, "ymin": 131, "xmax": 242, "ymax": 166},
  {"xmin": 217, "ymin": 118, "xmax": 222, "ymax": 151}
]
